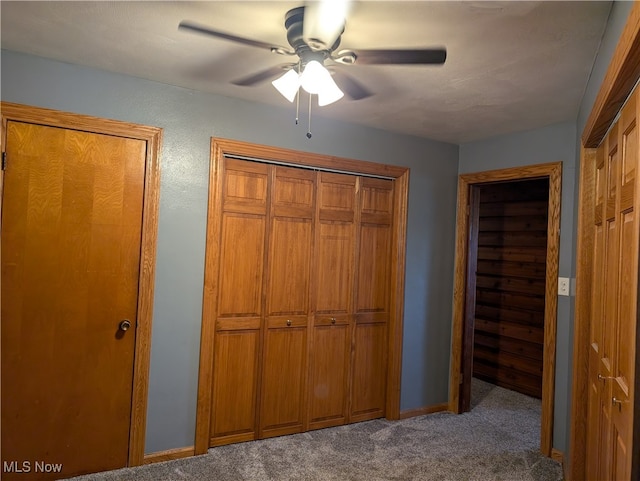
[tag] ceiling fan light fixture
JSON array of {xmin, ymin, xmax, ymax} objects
[
  {"xmin": 318, "ymin": 81, "xmax": 345, "ymax": 106},
  {"xmin": 299, "ymin": 60, "xmax": 327, "ymax": 95},
  {"xmin": 272, "ymin": 68, "xmax": 300, "ymax": 102},
  {"xmin": 299, "ymin": 60, "xmax": 344, "ymax": 106}
]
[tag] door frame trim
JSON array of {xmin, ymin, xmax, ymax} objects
[
  {"xmin": 0, "ymin": 102, "xmax": 163, "ymax": 467},
  {"xmin": 570, "ymin": 3, "xmax": 640, "ymax": 480},
  {"xmin": 194, "ymin": 137, "xmax": 409, "ymax": 454},
  {"xmin": 449, "ymin": 161, "xmax": 562, "ymax": 457}
]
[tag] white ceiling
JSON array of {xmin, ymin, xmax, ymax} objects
[{"xmin": 1, "ymin": 1, "xmax": 612, "ymax": 144}]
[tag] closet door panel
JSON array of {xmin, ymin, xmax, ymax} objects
[
  {"xmin": 609, "ymin": 95, "xmax": 638, "ymax": 481},
  {"xmin": 356, "ymin": 224, "xmax": 391, "ymax": 315},
  {"xmin": 210, "ymin": 330, "xmax": 260, "ymax": 445},
  {"xmin": 261, "ymin": 166, "xmax": 315, "ymax": 438},
  {"xmin": 266, "ymin": 217, "xmax": 312, "ymax": 314},
  {"xmin": 309, "ymin": 173, "xmax": 356, "ymax": 429},
  {"xmin": 350, "ymin": 322, "xmax": 387, "ymax": 421},
  {"xmin": 351, "ymin": 178, "xmax": 393, "ymax": 421},
  {"xmin": 309, "ymin": 322, "xmax": 350, "ymax": 429},
  {"xmin": 218, "ymin": 214, "xmax": 265, "ymax": 317},
  {"xmin": 260, "ymin": 326, "xmax": 307, "ymax": 437},
  {"xmin": 316, "ymin": 222, "xmax": 354, "ymax": 313},
  {"xmin": 210, "ymin": 159, "xmax": 268, "ymax": 446}
]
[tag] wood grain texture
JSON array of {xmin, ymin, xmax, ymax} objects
[
  {"xmin": 350, "ymin": 322, "xmax": 388, "ymax": 422},
  {"xmin": 194, "ymin": 141, "xmax": 225, "ymax": 455},
  {"xmin": 0, "ymin": 102, "xmax": 161, "ymax": 471},
  {"xmin": 196, "ymin": 138, "xmax": 409, "ymax": 451},
  {"xmin": 143, "ymin": 446, "xmax": 195, "ymax": 465},
  {"xmin": 309, "ymin": 172, "xmax": 356, "ymax": 430},
  {"xmin": 386, "ymin": 170, "xmax": 409, "ymax": 420},
  {"xmin": 582, "ymin": 1, "xmax": 640, "ymax": 148},
  {"xmin": 211, "ymin": 137, "xmax": 407, "ymax": 179},
  {"xmin": 449, "ymin": 162, "xmax": 561, "ymax": 457},
  {"xmin": 398, "ymin": 403, "xmax": 449, "ymax": 419}
]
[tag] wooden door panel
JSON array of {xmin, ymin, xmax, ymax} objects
[
  {"xmin": 315, "ymin": 222, "xmax": 354, "ymax": 314},
  {"xmin": 350, "ymin": 322, "xmax": 387, "ymax": 421},
  {"xmin": 266, "ymin": 217, "xmax": 313, "ymax": 315},
  {"xmin": 309, "ymin": 324, "xmax": 350, "ymax": 429},
  {"xmin": 217, "ymin": 213, "xmax": 265, "ymax": 317},
  {"xmin": 585, "ymin": 87, "xmax": 638, "ymax": 479},
  {"xmin": 356, "ymin": 224, "xmax": 391, "ymax": 314},
  {"xmin": 360, "ymin": 178, "xmax": 393, "ymax": 225},
  {"xmin": 223, "ymin": 159, "xmax": 268, "ymax": 214},
  {"xmin": 1, "ymin": 122, "xmax": 145, "ymax": 479},
  {"xmin": 616, "ymin": 210, "xmax": 635, "ymax": 390},
  {"xmin": 210, "ymin": 331, "xmax": 260, "ymax": 445},
  {"xmin": 318, "ymin": 173, "xmax": 356, "ymax": 218},
  {"xmin": 308, "ymin": 172, "xmax": 355, "ymax": 431},
  {"xmin": 260, "ymin": 327, "xmax": 307, "ymax": 437},
  {"xmin": 602, "ymin": 217, "xmax": 618, "ymax": 366},
  {"xmin": 209, "ymin": 159, "xmax": 268, "ymax": 446},
  {"xmin": 259, "ymin": 166, "xmax": 314, "ymax": 438}
]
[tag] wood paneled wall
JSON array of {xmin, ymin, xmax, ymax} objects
[{"xmin": 472, "ymin": 179, "xmax": 550, "ymax": 398}]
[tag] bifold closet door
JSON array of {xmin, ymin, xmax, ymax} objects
[
  {"xmin": 209, "ymin": 159, "xmax": 267, "ymax": 446},
  {"xmin": 585, "ymin": 88, "xmax": 638, "ymax": 480},
  {"xmin": 206, "ymin": 157, "xmax": 397, "ymax": 447},
  {"xmin": 259, "ymin": 167, "xmax": 315, "ymax": 438},
  {"xmin": 308, "ymin": 173, "xmax": 356, "ymax": 430},
  {"xmin": 351, "ymin": 178, "xmax": 393, "ymax": 422}
]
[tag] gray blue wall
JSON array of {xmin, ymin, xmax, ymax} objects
[
  {"xmin": 459, "ymin": 121, "xmax": 577, "ymax": 452},
  {"xmin": 1, "ymin": 50, "xmax": 459, "ymax": 452},
  {"xmin": 456, "ymin": 0, "xmax": 633, "ymax": 455}
]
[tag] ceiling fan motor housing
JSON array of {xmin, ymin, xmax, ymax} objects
[{"xmin": 285, "ymin": 6, "xmax": 343, "ymax": 66}]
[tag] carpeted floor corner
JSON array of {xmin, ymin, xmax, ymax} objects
[{"xmin": 67, "ymin": 379, "xmax": 563, "ymax": 481}]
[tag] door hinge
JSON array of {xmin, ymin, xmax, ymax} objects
[{"xmin": 1, "ymin": 152, "xmax": 6, "ymax": 171}]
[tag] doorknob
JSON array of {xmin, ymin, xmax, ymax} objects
[
  {"xmin": 119, "ymin": 320, "xmax": 132, "ymax": 332},
  {"xmin": 598, "ymin": 374, "xmax": 615, "ymax": 381}
]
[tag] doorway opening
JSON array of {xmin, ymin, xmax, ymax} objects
[{"xmin": 449, "ymin": 162, "xmax": 562, "ymax": 457}]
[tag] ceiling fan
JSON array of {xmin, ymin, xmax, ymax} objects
[{"xmin": 179, "ymin": 2, "xmax": 447, "ymax": 107}]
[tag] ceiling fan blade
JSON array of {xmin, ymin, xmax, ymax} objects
[
  {"xmin": 350, "ymin": 48, "xmax": 447, "ymax": 65},
  {"xmin": 232, "ymin": 64, "xmax": 295, "ymax": 87},
  {"xmin": 331, "ymin": 70, "xmax": 373, "ymax": 101},
  {"xmin": 179, "ymin": 20, "xmax": 294, "ymax": 55},
  {"xmin": 303, "ymin": 0, "xmax": 350, "ymax": 51}
]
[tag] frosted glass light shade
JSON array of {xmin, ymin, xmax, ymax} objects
[
  {"xmin": 318, "ymin": 81, "xmax": 344, "ymax": 106},
  {"xmin": 300, "ymin": 60, "xmax": 344, "ymax": 106},
  {"xmin": 273, "ymin": 61, "xmax": 344, "ymax": 106},
  {"xmin": 299, "ymin": 60, "xmax": 328, "ymax": 94},
  {"xmin": 272, "ymin": 69, "xmax": 300, "ymax": 102}
]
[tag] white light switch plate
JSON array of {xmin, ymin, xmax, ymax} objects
[{"xmin": 558, "ymin": 277, "xmax": 570, "ymax": 296}]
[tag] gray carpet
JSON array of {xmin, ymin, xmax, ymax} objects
[{"xmin": 67, "ymin": 379, "xmax": 563, "ymax": 481}]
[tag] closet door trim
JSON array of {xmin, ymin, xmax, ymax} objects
[{"xmin": 194, "ymin": 138, "xmax": 409, "ymax": 454}]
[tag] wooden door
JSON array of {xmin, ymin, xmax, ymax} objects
[
  {"xmin": 308, "ymin": 173, "xmax": 356, "ymax": 430},
  {"xmin": 586, "ymin": 87, "xmax": 638, "ymax": 480},
  {"xmin": 1, "ymin": 121, "xmax": 146, "ymax": 479},
  {"xmin": 350, "ymin": 177, "xmax": 392, "ymax": 422},
  {"xmin": 209, "ymin": 159, "xmax": 268, "ymax": 446},
  {"xmin": 259, "ymin": 166, "xmax": 315, "ymax": 438}
]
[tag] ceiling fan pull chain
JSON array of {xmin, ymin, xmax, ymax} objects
[
  {"xmin": 295, "ymin": 60, "xmax": 301, "ymax": 125},
  {"xmin": 307, "ymin": 93, "xmax": 313, "ymax": 139}
]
